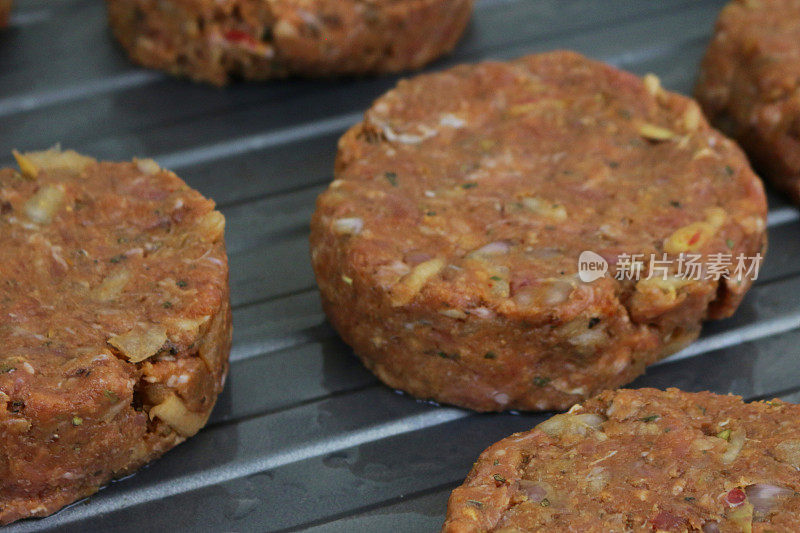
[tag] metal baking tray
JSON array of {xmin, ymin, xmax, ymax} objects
[{"xmin": 2, "ymin": 0, "xmax": 799, "ymax": 531}]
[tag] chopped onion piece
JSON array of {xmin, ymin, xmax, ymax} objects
[
  {"xmin": 440, "ymin": 114, "xmax": 466, "ymax": 128},
  {"xmin": 521, "ymin": 197, "xmax": 567, "ymax": 221},
  {"xmin": 21, "ymin": 147, "xmax": 95, "ymax": 172},
  {"xmin": 24, "ymin": 185, "xmax": 65, "ymax": 224},
  {"xmin": 721, "ymin": 428, "xmax": 745, "ymax": 464},
  {"xmin": 745, "ymin": 483, "xmax": 793, "ymax": 514},
  {"xmin": 13, "ymin": 150, "xmax": 38, "ymax": 178},
  {"xmin": 136, "ymin": 158, "xmax": 162, "ymax": 175},
  {"xmin": 537, "ymin": 412, "xmax": 605, "ymax": 437},
  {"xmin": 542, "ymin": 280, "xmax": 573, "ymax": 305},
  {"xmin": 517, "ymin": 479, "xmax": 549, "ymax": 502},
  {"xmin": 439, "ymin": 308, "xmax": 467, "ymax": 319},
  {"xmin": 468, "ymin": 241, "xmax": 511, "ymax": 257},
  {"xmin": 390, "ymin": 258, "xmax": 445, "ymax": 306},
  {"xmin": 149, "ymin": 393, "xmax": 209, "ymax": 437},
  {"xmin": 92, "ymin": 269, "xmax": 131, "ymax": 302},
  {"xmin": 332, "ymin": 217, "xmax": 363, "ymax": 236},
  {"xmin": 643, "ymin": 73, "xmax": 662, "ymax": 96},
  {"xmin": 683, "ymin": 102, "xmax": 702, "ymax": 131},
  {"xmin": 108, "ymin": 324, "xmax": 168, "ymax": 363},
  {"xmin": 725, "ymin": 502, "xmax": 753, "ymax": 533},
  {"xmin": 638, "ymin": 123, "xmax": 675, "ymax": 141},
  {"xmin": 198, "ymin": 211, "xmax": 226, "ymax": 243}
]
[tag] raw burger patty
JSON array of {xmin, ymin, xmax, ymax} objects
[
  {"xmin": 443, "ymin": 388, "xmax": 800, "ymax": 532},
  {"xmin": 696, "ymin": 0, "xmax": 800, "ymax": 204},
  {"xmin": 106, "ymin": 0, "xmax": 474, "ymax": 85},
  {"xmin": 0, "ymin": 0, "xmax": 11, "ymax": 27},
  {"xmin": 310, "ymin": 51, "xmax": 768, "ymax": 412},
  {"xmin": 0, "ymin": 149, "xmax": 231, "ymax": 525}
]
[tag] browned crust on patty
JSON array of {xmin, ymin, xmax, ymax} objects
[
  {"xmin": 0, "ymin": 149, "xmax": 231, "ymax": 525},
  {"xmin": 105, "ymin": 0, "xmax": 474, "ymax": 85},
  {"xmin": 443, "ymin": 388, "xmax": 800, "ymax": 532},
  {"xmin": 310, "ymin": 51, "xmax": 768, "ymax": 412},
  {"xmin": 696, "ymin": 0, "xmax": 800, "ymax": 204}
]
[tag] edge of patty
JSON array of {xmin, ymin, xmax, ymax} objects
[{"xmin": 0, "ymin": 149, "xmax": 231, "ymax": 525}]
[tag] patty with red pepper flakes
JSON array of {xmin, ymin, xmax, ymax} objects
[
  {"xmin": 105, "ymin": 0, "xmax": 474, "ymax": 85},
  {"xmin": 0, "ymin": 149, "xmax": 231, "ymax": 525},
  {"xmin": 443, "ymin": 388, "xmax": 800, "ymax": 532},
  {"xmin": 310, "ymin": 51, "xmax": 767, "ymax": 412},
  {"xmin": 696, "ymin": 0, "xmax": 800, "ymax": 205}
]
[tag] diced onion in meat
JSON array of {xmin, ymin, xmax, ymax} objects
[
  {"xmin": 721, "ymin": 428, "xmax": 746, "ymax": 464},
  {"xmin": 745, "ymin": 483, "xmax": 793, "ymax": 514},
  {"xmin": 108, "ymin": 324, "xmax": 168, "ymax": 363},
  {"xmin": 149, "ymin": 393, "xmax": 210, "ymax": 437},
  {"xmin": 24, "ymin": 185, "xmax": 65, "ymax": 224}
]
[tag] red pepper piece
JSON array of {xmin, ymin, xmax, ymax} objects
[
  {"xmin": 725, "ymin": 487, "xmax": 746, "ymax": 506},
  {"xmin": 224, "ymin": 29, "xmax": 258, "ymax": 47}
]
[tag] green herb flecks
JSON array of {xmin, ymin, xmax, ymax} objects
[
  {"xmin": 532, "ymin": 376, "xmax": 551, "ymax": 387},
  {"xmin": 385, "ymin": 172, "xmax": 398, "ymax": 187},
  {"xmin": 426, "ymin": 350, "xmax": 460, "ymax": 360},
  {"xmin": 640, "ymin": 414, "xmax": 660, "ymax": 423},
  {"xmin": 104, "ymin": 390, "xmax": 120, "ymax": 403}
]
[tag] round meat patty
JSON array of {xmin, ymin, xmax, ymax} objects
[
  {"xmin": 0, "ymin": 0, "xmax": 12, "ymax": 27},
  {"xmin": 105, "ymin": 0, "xmax": 474, "ymax": 85},
  {"xmin": 443, "ymin": 388, "xmax": 800, "ymax": 532},
  {"xmin": 696, "ymin": 0, "xmax": 800, "ymax": 205},
  {"xmin": 310, "ymin": 51, "xmax": 768, "ymax": 412},
  {"xmin": 0, "ymin": 149, "xmax": 231, "ymax": 524}
]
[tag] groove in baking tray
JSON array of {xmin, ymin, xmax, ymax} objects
[{"xmin": 3, "ymin": 0, "xmax": 800, "ymax": 531}]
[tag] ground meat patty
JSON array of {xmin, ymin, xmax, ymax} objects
[
  {"xmin": 310, "ymin": 51, "xmax": 768, "ymax": 412},
  {"xmin": 105, "ymin": 0, "xmax": 474, "ymax": 85},
  {"xmin": 0, "ymin": 0, "xmax": 12, "ymax": 27},
  {"xmin": 443, "ymin": 388, "xmax": 800, "ymax": 532},
  {"xmin": 0, "ymin": 148, "xmax": 231, "ymax": 525},
  {"xmin": 696, "ymin": 0, "xmax": 800, "ymax": 205}
]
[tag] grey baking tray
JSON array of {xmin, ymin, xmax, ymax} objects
[{"xmin": 2, "ymin": 0, "xmax": 800, "ymax": 531}]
